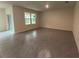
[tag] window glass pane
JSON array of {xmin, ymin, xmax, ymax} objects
[
  {"xmin": 31, "ymin": 13, "xmax": 36, "ymax": 24},
  {"xmin": 24, "ymin": 12, "xmax": 31, "ymax": 25}
]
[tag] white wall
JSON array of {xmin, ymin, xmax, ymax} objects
[
  {"xmin": 40, "ymin": 7, "xmax": 74, "ymax": 31},
  {"xmin": 5, "ymin": 6, "xmax": 15, "ymax": 33},
  {"xmin": 73, "ymin": 2, "xmax": 79, "ymax": 52},
  {"xmin": 13, "ymin": 6, "xmax": 40, "ymax": 33},
  {"xmin": 0, "ymin": 2, "xmax": 14, "ymax": 32},
  {"xmin": 0, "ymin": 8, "xmax": 7, "ymax": 32}
]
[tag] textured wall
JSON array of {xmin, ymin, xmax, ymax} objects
[
  {"xmin": 13, "ymin": 6, "xmax": 40, "ymax": 33},
  {"xmin": 40, "ymin": 7, "xmax": 74, "ymax": 31},
  {"xmin": 73, "ymin": 2, "xmax": 79, "ymax": 52}
]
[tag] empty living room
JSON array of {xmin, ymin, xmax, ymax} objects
[{"xmin": 0, "ymin": 1, "xmax": 79, "ymax": 58}]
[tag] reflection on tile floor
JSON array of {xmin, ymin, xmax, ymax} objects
[{"xmin": 0, "ymin": 28, "xmax": 78, "ymax": 58}]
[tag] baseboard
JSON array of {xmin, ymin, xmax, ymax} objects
[
  {"xmin": 15, "ymin": 27, "xmax": 41, "ymax": 34},
  {"xmin": 14, "ymin": 27, "xmax": 72, "ymax": 34},
  {"xmin": 40, "ymin": 27, "xmax": 72, "ymax": 32}
]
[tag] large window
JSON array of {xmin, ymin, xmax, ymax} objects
[
  {"xmin": 24, "ymin": 12, "xmax": 37, "ymax": 25},
  {"xmin": 24, "ymin": 12, "xmax": 31, "ymax": 25},
  {"xmin": 31, "ymin": 13, "xmax": 36, "ymax": 24}
]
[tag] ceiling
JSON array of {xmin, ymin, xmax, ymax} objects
[{"xmin": 3, "ymin": 1, "xmax": 76, "ymax": 11}]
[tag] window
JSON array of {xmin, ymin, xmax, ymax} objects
[
  {"xmin": 24, "ymin": 12, "xmax": 37, "ymax": 25},
  {"xmin": 24, "ymin": 12, "xmax": 31, "ymax": 25},
  {"xmin": 31, "ymin": 13, "xmax": 37, "ymax": 24}
]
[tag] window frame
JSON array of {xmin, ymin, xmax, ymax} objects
[
  {"xmin": 31, "ymin": 13, "xmax": 37, "ymax": 24},
  {"xmin": 24, "ymin": 12, "xmax": 31, "ymax": 25},
  {"xmin": 24, "ymin": 12, "xmax": 37, "ymax": 25}
]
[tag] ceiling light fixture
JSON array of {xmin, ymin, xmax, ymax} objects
[{"xmin": 45, "ymin": 4, "xmax": 49, "ymax": 8}]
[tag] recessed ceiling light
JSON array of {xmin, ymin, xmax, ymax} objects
[{"xmin": 45, "ymin": 4, "xmax": 49, "ymax": 8}]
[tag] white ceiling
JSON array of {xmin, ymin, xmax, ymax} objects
[{"xmin": 3, "ymin": 1, "xmax": 76, "ymax": 11}]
